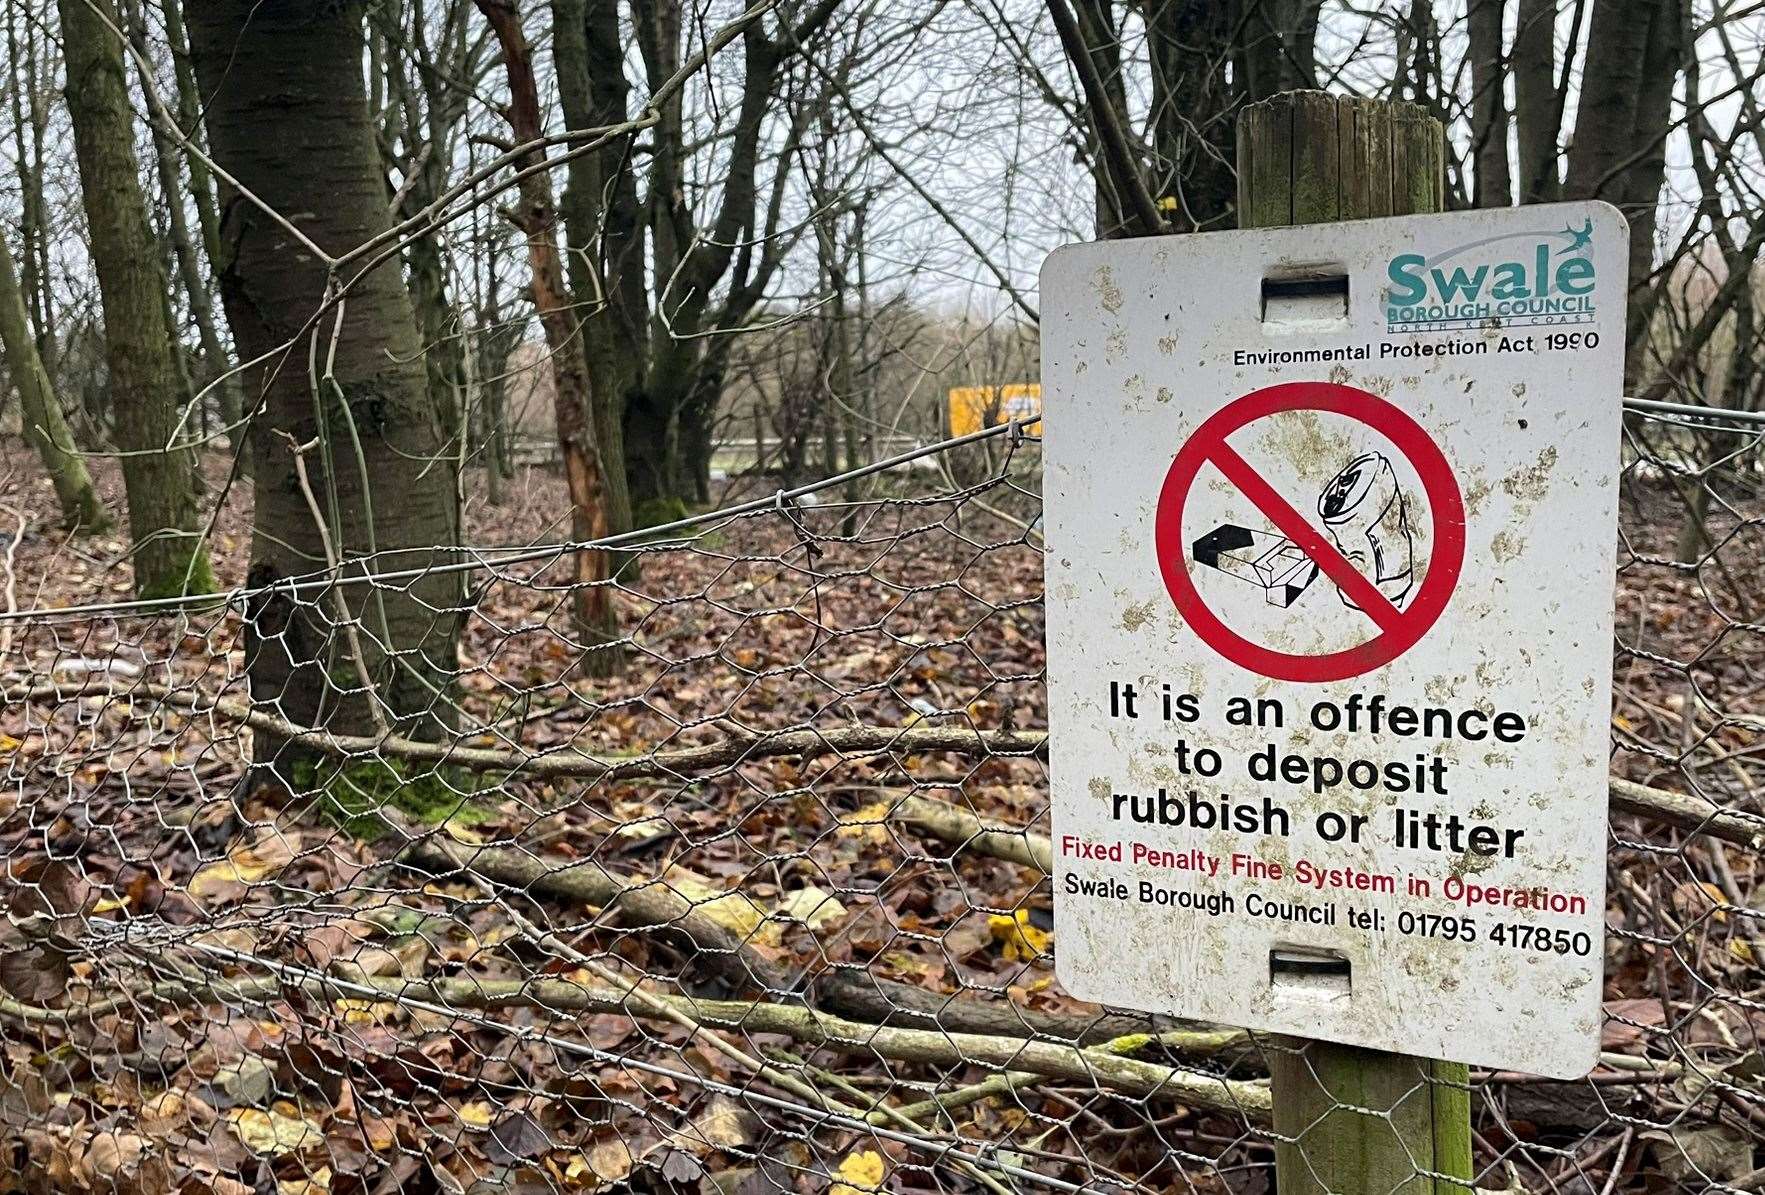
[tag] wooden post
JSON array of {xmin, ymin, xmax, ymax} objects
[{"xmin": 1235, "ymin": 91, "xmax": 1475, "ymax": 1195}]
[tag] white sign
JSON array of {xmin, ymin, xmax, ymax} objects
[{"xmin": 1041, "ymin": 203, "xmax": 1626, "ymax": 1079}]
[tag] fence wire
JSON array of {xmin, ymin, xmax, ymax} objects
[{"xmin": 0, "ymin": 410, "xmax": 1760, "ymax": 1195}]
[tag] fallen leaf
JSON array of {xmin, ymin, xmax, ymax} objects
[
  {"xmin": 831, "ymin": 1148, "xmax": 886, "ymax": 1195},
  {"xmin": 989, "ymin": 909, "xmax": 1052, "ymax": 961},
  {"xmin": 776, "ymin": 885, "xmax": 846, "ymax": 931},
  {"xmin": 227, "ymin": 1107, "xmax": 322, "ymax": 1156},
  {"xmin": 655, "ymin": 867, "xmax": 769, "ymax": 940},
  {"xmin": 836, "ymin": 802, "xmax": 892, "ymax": 846},
  {"xmin": 189, "ymin": 833, "xmax": 298, "ymax": 901},
  {"xmin": 582, "ymin": 1137, "xmax": 633, "ymax": 1184},
  {"xmin": 279, "ymin": 1166, "xmax": 332, "ymax": 1195},
  {"xmin": 458, "ymin": 1100, "xmax": 497, "ymax": 1129},
  {"xmin": 671, "ymin": 1096, "xmax": 755, "ymax": 1153}
]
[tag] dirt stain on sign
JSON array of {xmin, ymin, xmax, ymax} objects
[
  {"xmin": 1119, "ymin": 598, "xmax": 1159, "ymax": 632},
  {"xmin": 1092, "ymin": 265, "xmax": 1124, "ymax": 314},
  {"xmin": 1502, "ymin": 446, "xmax": 1558, "ymax": 501}
]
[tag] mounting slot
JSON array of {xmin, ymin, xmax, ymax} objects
[
  {"xmin": 1270, "ymin": 946, "xmax": 1352, "ymax": 1000},
  {"xmin": 1261, "ymin": 269, "xmax": 1350, "ymax": 328}
]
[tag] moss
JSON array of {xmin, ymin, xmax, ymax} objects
[
  {"xmin": 136, "ymin": 548, "xmax": 219, "ymax": 601},
  {"xmin": 292, "ymin": 756, "xmax": 491, "ymax": 840},
  {"xmin": 631, "ymin": 495, "xmax": 692, "ymax": 530},
  {"xmin": 1104, "ymin": 1033, "xmax": 1154, "ymax": 1056}
]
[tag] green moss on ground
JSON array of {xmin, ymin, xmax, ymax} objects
[{"xmin": 293, "ymin": 757, "xmax": 492, "ymax": 840}]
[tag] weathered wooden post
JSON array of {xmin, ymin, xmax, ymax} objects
[{"xmin": 1236, "ymin": 91, "xmax": 1474, "ymax": 1195}]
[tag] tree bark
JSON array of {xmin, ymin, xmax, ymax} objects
[
  {"xmin": 477, "ymin": 0, "xmax": 623, "ymax": 672},
  {"xmin": 1563, "ymin": 0, "xmax": 1651, "ymax": 201},
  {"xmin": 0, "ymin": 233, "xmax": 106, "ymax": 531},
  {"xmin": 1143, "ymin": 0, "xmax": 1238, "ymax": 232},
  {"xmin": 1512, "ymin": 0, "xmax": 1569, "ymax": 202},
  {"xmin": 58, "ymin": 0, "xmax": 214, "ymax": 597},
  {"xmin": 1564, "ymin": 0, "xmax": 1681, "ymax": 374},
  {"xmin": 1468, "ymin": 0, "xmax": 1512, "ymax": 207},
  {"xmin": 120, "ymin": 0, "xmax": 245, "ymax": 460},
  {"xmin": 186, "ymin": 0, "xmax": 463, "ymax": 759},
  {"xmin": 9, "ymin": 9, "xmax": 57, "ymax": 367},
  {"xmin": 552, "ymin": 0, "xmax": 642, "ymax": 533}
]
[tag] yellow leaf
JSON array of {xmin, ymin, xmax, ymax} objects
[
  {"xmin": 278, "ymin": 1166, "xmax": 332, "ymax": 1195},
  {"xmin": 227, "ymin": 1108, "xmax": 321, "ymax": 1156},
  {"xmin": 442, "ymin": 821, "xmax": 485, "ymax": 845},
  {"xmin": 458, "ymin": 1100, "xmax": 496, "ymax": 1128},
  {"xmin": 836, "ymin": 801, "xmax": 891, "ymax": 846},
  {"xmin": 831, "ymin": 1148, "xmax": 887, "ymax": 1195},
  {"xmin": 989, "ymin": 909, "xmax": 1052, "ymax": 962},
  {"xmin": 334, "ymin": 998, "xmax": 402, "ymax": 1026},
  {"xmin": 91, "ymin": 895, "xmax": 130, "ymax": 915},
  {"xmin": 655, "ymin": 868, "xmax": 769, "ymax": 940},
  {"xmin": 189, "ymin": 834, "xmax": 297, "ymax": 900},
  {"xmin": 776, "ymin": 886, "xmax": 846, "ymax": 931}
]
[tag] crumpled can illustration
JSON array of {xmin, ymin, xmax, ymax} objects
[{"xmin": 1317, "ymin": 452, "xmax": 1415, "ymax": 609}]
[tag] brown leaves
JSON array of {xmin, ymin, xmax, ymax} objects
[{"xmin": 0, "ymin": 858, "xmax": 92, "ymax": 1005}]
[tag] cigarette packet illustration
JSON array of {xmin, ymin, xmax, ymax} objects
[{"xmin": 1191, "ymin": 525, "xmax": 1319, "ymax": 607}]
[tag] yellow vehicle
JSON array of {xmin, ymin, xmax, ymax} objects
[{"xmin": 947, "ymin": 383, "xmax": 1041, "ymax": 437}]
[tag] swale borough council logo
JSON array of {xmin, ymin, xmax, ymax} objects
[{"xmin": 1383, "ymin": 219, "xmax": 1598, "ymax": 333}]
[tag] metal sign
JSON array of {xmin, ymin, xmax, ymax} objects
[{"xmin": 1041, "ymin": 203, "xmax": 1626, "ymax": 1078}]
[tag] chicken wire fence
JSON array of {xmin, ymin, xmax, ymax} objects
[{"xmin": 0, "ymin": 408, "xmax": 1759, "ymax": 1195}]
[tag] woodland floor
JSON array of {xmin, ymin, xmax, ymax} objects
[{"xmin": 0, "ymin": 438, "xmax": 1757, "ymax": 1193}]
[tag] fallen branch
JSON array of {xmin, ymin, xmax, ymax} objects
[
  {"xmin": 1, "ymin": 677, "xmax": 1045, "ymax": 782},
  {"xmin": 353, "ymin": 975, "xmax": 1274, "ymax": 1115},
  {"xmin": 400, "ymin": 836, "xmax": 796, "ymax": 993},
  {"xmin": 811, "ymin": 968, "xmax": 1240, "ymax": 1054},
  {"xmin": 401, "ymin": 835, "xmax": 1240, "ymax": 1055},
  {"xmin": 12, "ymin": 675, "xmax": 1762, "ymax": 852},
  {"xmin": 0, "ymin": 968, "xmax": 1264, "ymax": 1117},
  {"xmin": 1609, "ymin": 777, "xmax": 1765, "ymax": 850}
]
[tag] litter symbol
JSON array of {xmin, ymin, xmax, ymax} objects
[
  {"xmin": 1192, "ymin": 449, "xmax": 1419, "ymax": 612},
  {"xmin": 1318, "ymin": 452, "xmax": 1416, "ymax": 609},
  {"xmin": 1191, "ymin": 525, "xmax": 1318, "ymax": 607},
  {"xmin": 1156, "ymin": 381, "xmax": 1465, "ymax": 683}
]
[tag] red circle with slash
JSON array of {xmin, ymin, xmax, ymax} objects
[{"xmin": 1155, "ymin": 381, "xmax": 1465, "ymax": 682}]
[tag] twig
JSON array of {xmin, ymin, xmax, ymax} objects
[
  {"xmin": 274, "ymin": 431, "xmax": 390, "ymax": 733},
  {"xmin": 0, "ymin": 501, "xmax": 26, "ymax": 660}
]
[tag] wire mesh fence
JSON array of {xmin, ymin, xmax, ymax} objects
[{"xmin": 0, "ymin": 408, "xmax": 1760, "ymax": 1194}]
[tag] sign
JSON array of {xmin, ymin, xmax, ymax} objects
[
  {"xmin": 948, "ymin": 383, "xmax": 1041, "ymax": 438},
  {"xmin": 1041, "ymin": 203, "xmax": 1626, "ymax": 1079}
]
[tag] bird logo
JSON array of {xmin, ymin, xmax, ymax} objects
[{"xmin": 1557, "ymin": 217, "xmax": 1594, "ymax": 255}]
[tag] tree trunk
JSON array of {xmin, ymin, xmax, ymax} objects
[
  {"xmin": 58, "ymin": 0, "xmax": 213, "ymax": 597},
  {"xmin": 477, "ymin": 0, "xmax": 623, "ymax": 673},
  {"xmin": 1145, "ymin": 0, "xmax": 1238, "ymax": 231},
  {"xmin": 120, "ymin": 0, "xmax": 245, "ymax": 460},
  {"xmin": 1468, "ymin": 0, "xmax": 1512, "ymax": 207},
  {"xmin": 10, "ymin": 9, "xmax": 57, "ymax": 368},
  {"xmin": 0, "ymin": 233, "xmax": 106, "ymax": 531},
  {"xmin": 1512, "ymin": 0, "xmax": 1572, "ymax": 202},
  {"xmin": 186, "ymin": 0, "xmax": 463, "ymax": 759},
  {"xmin": 1565, "ymin": 0, "xmax": 1681, "ymax": 375},
  {"xmin": 551, "ymin": 0, "xmax": 641, "ymax": 536},
  {"xmin": 1563, "ymin": 0, "xmax": 1650, "ymax": 201},
  {"xmin": 1237, "ymin": 0, "xmax": 1322, "ymax": 102}
]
